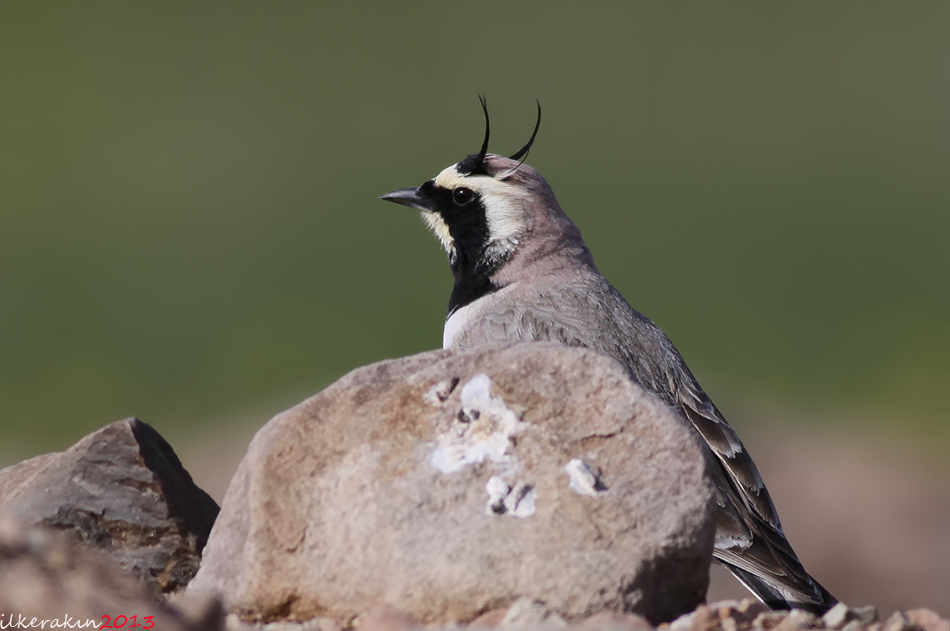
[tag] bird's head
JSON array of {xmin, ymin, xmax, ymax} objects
[{"xmin": 380, "ymin": 99, "xmax": 576, "ymax": 276}]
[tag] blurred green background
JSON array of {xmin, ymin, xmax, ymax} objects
[{"xmin": 1, "ymin": 2, "xmax": 948, "ymax": 455}]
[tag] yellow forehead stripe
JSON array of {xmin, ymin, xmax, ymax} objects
[{"xmin": 433, "ymin": 164, "xmax": 471, "ymax": 190}]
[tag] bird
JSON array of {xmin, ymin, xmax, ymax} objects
[{"xmin": 380, "ymin": 98, "xmax": 837, "ymax": 614}]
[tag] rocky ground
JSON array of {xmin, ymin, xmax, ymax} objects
[
  {"xmin": 1, "ymin": 345, "xmax": 947, "ymax": 629},
  {"xmin": 172, "ymin": 412, "xmax": 950, "ymax": 620},
  {"xmin": 221, "ymin": 598, "xmax": 948, "ymax": 631},
  {"xmin": 3, "ymin": 513, "xmax": 947, "ymax": 631}
]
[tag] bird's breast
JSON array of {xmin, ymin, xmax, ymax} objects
[
  {"xmin": 443, "ymin": 301, "xmax": 479, "ymax": 349},
  {"xmin": 443, "ymin": 285, "xmax": 525, "ymax": 349}
]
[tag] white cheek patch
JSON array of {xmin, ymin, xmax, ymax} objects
[
  {"xmin": 481, "ymin": 189, "xmax": 524, "ymax": 247},
  {"xmin": 433, "ymin": 164, "xmax": 530, "ymax": 249}
]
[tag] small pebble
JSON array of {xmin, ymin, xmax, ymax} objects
[
  {"xmin": 883, "ymin": 612, "xmax": 911, "ymax": 631},
  {"xmin": 823, "ymin": 602, "xmax": 853, "ymax": 629}
]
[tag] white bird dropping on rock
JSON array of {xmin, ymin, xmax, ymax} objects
[
  {"xmin": 503, "ymin": 483, "xmax": 536, "ymax": 518},
  {"xmin": 565, "ymin": 458, "xmax": 607, "ymax": 497},
  {"xmin": 429, "ymin": 373, "xmax": 525, "ymax": 475},
  {"xmin": 485, "ymin": 476, "xmax": 511, "ymax": 515}
]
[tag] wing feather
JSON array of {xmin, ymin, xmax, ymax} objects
[{"xmin": 447, "ymin": 278, "xmax": 836, "ymax": 612}]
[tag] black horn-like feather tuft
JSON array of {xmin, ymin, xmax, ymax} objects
[
  {"xmin": 509, "ymin": 101, "xmax": 542, "ymax": 162},
  {"xmin": 476, "ymin": 94, "xmax": 490, "ymax": 164},
  {"xmin": 457, "ymin": 95, "xmax": 492, "ymax": 176}
]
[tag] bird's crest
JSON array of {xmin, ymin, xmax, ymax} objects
[{"xmin": 456, "ymin": 97, "xmax": 542, "ymax": 178}]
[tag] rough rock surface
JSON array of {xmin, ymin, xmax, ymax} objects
[
  {"xmin": 667, "ymin": 600, "xmax": 948, "ymax": 631},
  {"xmin": 218, "ymin": 599, "xmax": 948, "ymax": 631},
  {"xmin": 0, "ymin": 516, "xmax": 223, "ymax": 630},
  {"xmin": 0, "ymin": 418, "xmax": 220, "ymax": 593},
  {"xmin": 189, "ymin": 344, "xmax": 716, "ymax": 625}
]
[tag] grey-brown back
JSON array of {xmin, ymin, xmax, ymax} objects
[{"xmin": 444, "ymin": 262, "xmax": 837, "ymax": 612}]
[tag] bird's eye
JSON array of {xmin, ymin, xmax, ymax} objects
[{"xmin": 452, "ymin": 187, "xmax": 474, "ymax": 206}]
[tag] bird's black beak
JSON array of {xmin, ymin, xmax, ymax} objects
[{"xmin": 380, "ymin": 186, "xmax": 432, "ymax": 212}]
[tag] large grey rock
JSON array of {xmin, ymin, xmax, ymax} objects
[
  {"xmin": 0, "ymin": 516, "xmax": 223, "ymax": 630},
  {"xmin": 190, "ymin": 344, "xmax": 716, "ymax": 625},
  {"xmin": 0, "ymin": 418, "xmax": 219, "ymax": 593}
]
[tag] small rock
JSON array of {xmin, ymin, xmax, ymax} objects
[
  {"xmin": 852, "ymin": 607, "xmax": 880, "ymax": 626},
  {"xmin": 0, "ymin": 418, "xmax": 219, "ymax": 593},
  {"xmin": 0, "ymin": 516, "xmax": 221, "ymax": 630},
  {"xmin": 674, "ymin": 599, "xmax": 769, "ymax": 631},
  {"xmin": 883, "ymin": 612, "xmax": 911, "ymax": 631},
  {"xmin": 668, "ymin": 596, "xmax": 769, "ymax": 631},
  {"xmin": 823, "ymin": 603, "xmax": 854, "ymax": 629},
  {"xmin": 499, "ymin": 597, "xmax": 567, "ymax": 627},
  {"xmin": 905, "ymin": 610, "xmax": 950, "ymax": 631},
  {"xmin": 840, "ymin": 621, "xmax": 864, "ymax": 631}
]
